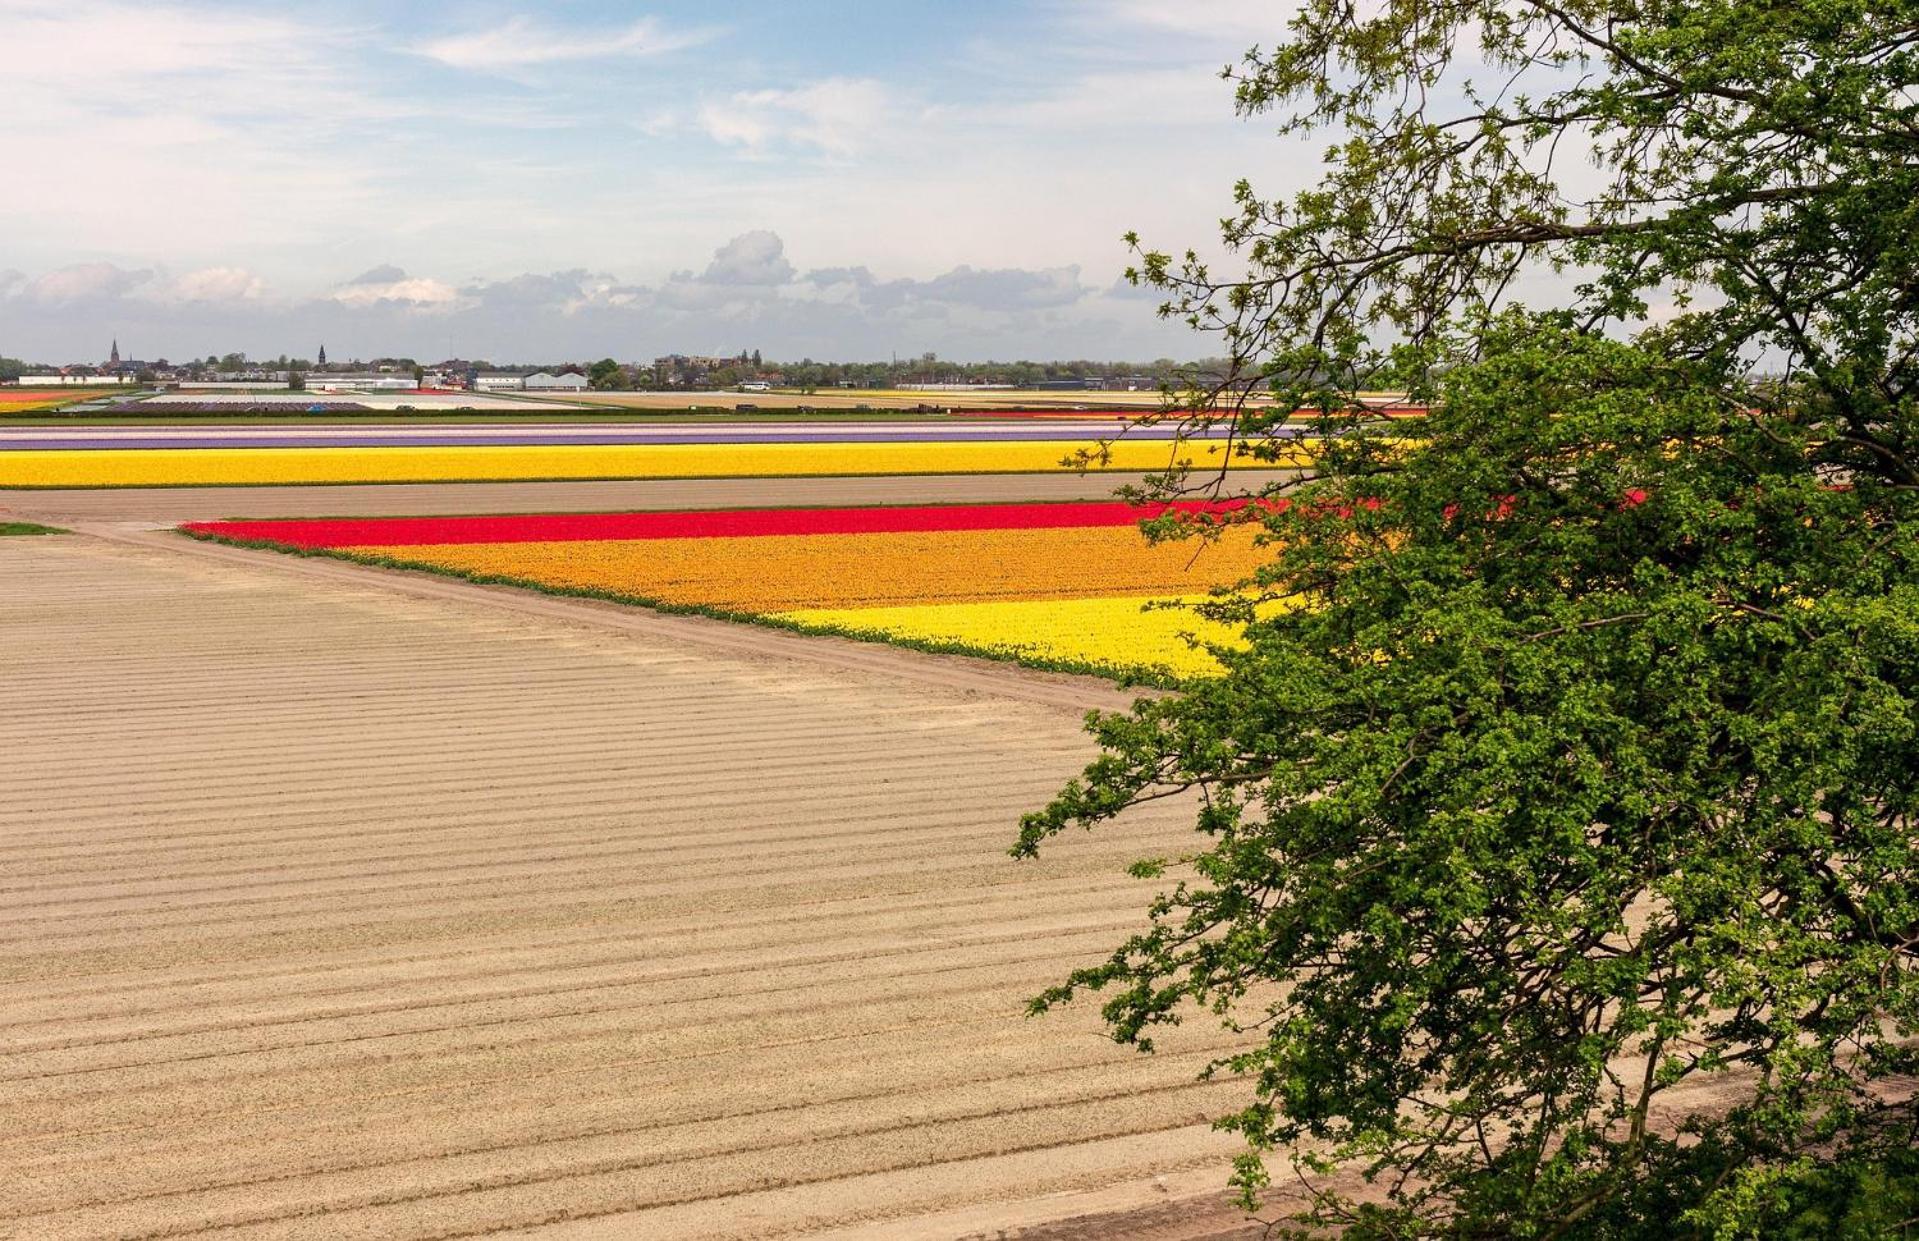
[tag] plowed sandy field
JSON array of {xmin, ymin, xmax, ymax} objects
[{"xmin": 0, "ymin": 533, "xmax": 1251, "ymax": 1239}]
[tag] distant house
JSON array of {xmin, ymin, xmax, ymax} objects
[
  {"xmin": 524, "ymin": 371, "xmax": 588, "ymax": 392},
  {"xmin": 653, "ymin": 354, "xmax": 738, "ymax": 387}
]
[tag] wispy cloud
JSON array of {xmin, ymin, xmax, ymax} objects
[
  {"xmin": 413, "ymin": 14, "xmax": 718, "ymax": 71},
  {"xmin": 700, "ymin": 79, "xmax": 894, "ymax": 158},
  {"xmin": 1079, "ymin": 0, "xmax": 1291, "ymax": 42},
  {"xmin": 951, "ymin": 67, "xmax": 1239, "ymax": 132}
]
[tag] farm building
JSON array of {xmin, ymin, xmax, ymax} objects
[
  {"xmin": 524, "ymin": 371, "xmax": 588, "ymax": 391},
  {"xmin": 306, "ymin": 374, "xmax": 418, "ymax": 392}
]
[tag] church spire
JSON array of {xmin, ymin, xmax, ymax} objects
[
  {"xmin": 318, "ymin": 343, "xmax": 327, "ymax": 366},
  {"xmin": 110, "ymin": 338, "xmax": 120, "ymax": 366}
]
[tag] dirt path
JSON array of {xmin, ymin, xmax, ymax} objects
[
  {"xmin": 0, "ymin": 532, "xmax": 1249, "ymax": 1239},
  {"xmin": 0, "ymin": 471, "xmax": 1299, "ymax": 526}
]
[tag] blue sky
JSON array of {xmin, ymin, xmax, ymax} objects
[{"xmin": 1, "ymin": 0, "xmax": 1306, "ymax": 363}]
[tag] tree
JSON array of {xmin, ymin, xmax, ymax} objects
[
  {"xmin": 288, "ymin": 371, "xmax": 305, "ymax": 392},
  {"xmin": 1019, "ymin": 2, "xmax": 1919, "ymax": 1235},
  {"xmin": 587, "ymin": 357, "xmax": 627, "ymax": 391}
]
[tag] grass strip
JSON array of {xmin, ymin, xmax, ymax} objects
[{"xmin": 0, "ymin": 521, "xmax": 67, "ymax": 535}]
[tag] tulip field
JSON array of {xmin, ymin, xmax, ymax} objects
[
  {"xmin": 7, "ymin": 415, "xmax": 1305, "ymax": 675},
  {"xmin": 2, "ymin": 412, "xmax": 1298, "ymax": 1236},
  {"xmin": 0, "ymin": 439, "xmax": 1225, "ymax": 486},
  {"xmin": 0, "ymin": 389, "xmax": 89, "ymax": 413},
  {"xmin": 184, "ymin": 501, "xmax": 1269, "ymax": 678},
  {"xmin": 0, "ymin": 418, "xmax": 1305, "ymax": 487}
]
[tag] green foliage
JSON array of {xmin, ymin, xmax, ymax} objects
[
  {"xmin": 1031, "ymin": 320, "xmax": 1919, "ymax": 1233},
  {"xmin": 587, "ymin": 357, "xmax": 629, "ymax": 391},
  {"xmin": 1743, "ymin": 1147, "xmax": 1919, "ymax": 1239},
  {"xmin": 1031, "ymin": 1, "xmax": 1919, "ymax": 1235},
  {"xmin": 1127, "ymin": 0, "xmax": 1919, "ymax": 422},
  {"xmin": 0, "ymin": 522, "xmax": 67, "ymax": 536}
]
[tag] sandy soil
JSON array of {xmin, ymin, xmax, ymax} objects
[
  {"xmin": 0, "ymin": 471, "xmax": 1297, "ymax": 526},
  {"xmin": 0, "ymin": 532, "xmax": 1254, "ymax": 1239}
]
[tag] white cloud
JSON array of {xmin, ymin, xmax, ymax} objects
[
  {"xmin": 700, "ymin": 78, "xmax": 893, "ymax": 158},
  {"xmin": 803, "ymin": 266, "xmax": 878, "ymax": 289},
  {"xmin": 166, "ymin": 267, "xmax": 267, "ymax": 303},
  {"xmin": 414, "ymin": 15, "xmax": 716, "ymax": 71},
  {"xmin": 325, "ymin": 269, "xmax": 465, "ymax": 311},
  {"xmin": 0, "ymin": 5, "xmax": 1299, "ymax": 359},
  {"xmin": 4, "ymin": 261, "xmax": 266, "ymax": 307},
  {"xmin": 1, "ymin": 262, "xmax": 264, "ymax": 308},
  {"xmin": 697, "ymin": 232, "xmax": 797, "ymax": 286},
  {"xmin": 24, "ymin": 263, "xmax": 154, "ymax": 305},
  {"xmin": 0, "ymin": 2, "xmax": 388, "ymax": 267},
  {"xmin": 909, "ymin": 265, "xmax": 1088, "ymax": 310},
  {"xmin": 0, "ymin": 232, "xmax": 1199, "ymax": 364},
  {"xmin": 459, "ymin": 270, "xmax": 645, "ymax": 316},
  {"xmin": 346, "ymin": 265, "xmax": 409, "ymax": 286}
]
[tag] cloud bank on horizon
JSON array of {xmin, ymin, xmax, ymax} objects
[{"xmin": 0, "ymin": 0, "xmax": 1300, "ymax": 362}]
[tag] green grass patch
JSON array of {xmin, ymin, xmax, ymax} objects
[{"xmin": 0, "ymin": 521, "xmax": 67, "ymax": 535}]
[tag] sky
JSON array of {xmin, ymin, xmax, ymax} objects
[{"xmin": 0, "ymin": 0, "xmax": 1319, "ymax": 365}]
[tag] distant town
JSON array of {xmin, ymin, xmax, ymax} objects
[{"xmin": 0, "ymin": 343, "xmax": 1215, "ymax": 395}]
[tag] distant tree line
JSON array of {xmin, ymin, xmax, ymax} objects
[{"xmin": 2, "ymin": 349, "xmax": 1244, "ymax": 392}]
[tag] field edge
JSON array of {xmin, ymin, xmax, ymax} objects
[{"xmin": 176, "ymin": 528, "xmax": 1210, "ymax": 689}]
